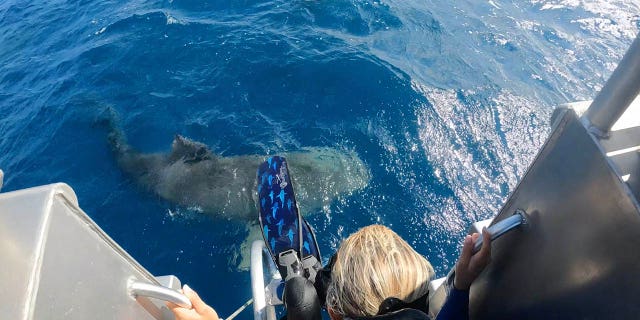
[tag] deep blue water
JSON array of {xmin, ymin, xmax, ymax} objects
[{"xmin": 1, "ymin": 0, "xmax": 638, "ymax": 317}]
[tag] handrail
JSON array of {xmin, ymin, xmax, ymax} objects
[
  {"xmin": 473, "ymin": 210, "xmax": 526, "ymax": 253},
  {"xmin": 251, "ymin": 240, "xmax": 279, "ymax": 320},
  {"xmin": 129, "ymin": 280, "xmax": 192, "ymax": 309},
  {"xmin": 583, "ymin": 33, "xmax": 640, "ymax": 136},
  {"xmin": 0, "ymin": 169, "xmax": 4, "ymax": 191},
  {"xmin": 251, "ymin": 240, "xmax": 268, "ymax": 320}
]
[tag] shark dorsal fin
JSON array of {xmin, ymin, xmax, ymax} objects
[{"xmin": 170, "ymin": 135, "xmax": 215, "ymax": 164}]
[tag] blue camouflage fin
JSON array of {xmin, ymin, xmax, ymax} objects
[{"xmin": 257, "ymin": 156, "xmax": 321, "ymax": 281}]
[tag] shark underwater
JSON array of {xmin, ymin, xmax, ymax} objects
[{"xmin": 107, "ymin": 127, "xmax": 371, "ymax": 220}]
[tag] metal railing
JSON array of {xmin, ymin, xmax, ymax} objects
[
  {"xmin": 583, "ymin": 33, "xmax": 640, "ymax": 136},
  {"xmin": 129, "ymin": 280, "xmax": 192, "ymax": 309},
  {"xmin": 251, "ymin": 240, "xmax": 280, "ymax": 320}
]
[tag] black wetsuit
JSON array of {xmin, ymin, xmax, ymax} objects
[{"xmin": 435, "ymin": 287, "xmax": 469, "ymax": 320}]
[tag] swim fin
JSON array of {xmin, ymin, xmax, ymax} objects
[{"xmin": 256, "ymin": 156, "xmax": 322, "ymax": 281}]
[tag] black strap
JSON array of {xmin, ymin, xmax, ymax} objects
[
  {"xmin": 376, "ymin": 291, "xmax": 429, "ymax": 316},
  {"xmin": 351, "ymin": 308, "xmax": 430, "ymax": 320}
]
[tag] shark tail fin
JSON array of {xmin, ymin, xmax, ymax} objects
[{"xmin": 95, "ymin": 106, "xmax": 131, "ymax": 157}]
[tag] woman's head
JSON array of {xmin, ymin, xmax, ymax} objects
[{"xmin": 325, "ymin": 225, "xmax": 434, "ymax": 319}]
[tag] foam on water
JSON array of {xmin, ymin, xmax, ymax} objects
[
  {"xmin": 414, "ymin": 84, "xmax": 550, "ymax": 222},
  {"xmin": 533, "ymin": 0, "xmax": 639, "ymax": 37}
]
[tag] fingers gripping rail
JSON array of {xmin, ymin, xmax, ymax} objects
[
  {"xmin": 128, "ymin": 280, "xmax": 192, "ymax": 309},
  {"xmin": 428, "ymin": 210, "xmax": 528, "ymax": 317},
  {"xmin": 472, "ymin": 209, "xmax": 528, "ymax": 253}
]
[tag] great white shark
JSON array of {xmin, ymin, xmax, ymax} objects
[{"xmin": 107, "ymin": 124, "xmax": 371, "ymax": 221}]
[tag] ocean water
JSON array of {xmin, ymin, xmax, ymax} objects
[{"xmin": 0, "ymin": 0, "xmax": 638, "ymax": 317}]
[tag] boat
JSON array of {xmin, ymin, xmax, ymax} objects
[{"xmin": 1, "ymin": 33, "xmax": 638, "ymax": 320}]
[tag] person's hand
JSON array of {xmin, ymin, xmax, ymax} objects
[
  {"xmin": 454, "ymin": 228, "xmax": 492, "ymax": 290},
  {"xmin": 166, "ymin": 284, "xmax": 220, "ymax": 320}
]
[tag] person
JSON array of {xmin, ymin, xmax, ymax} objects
[
  {"xmin": 324, "ymin": 225, "xmax": 491, "ymax": 319},
  {"xmin": 167, "ymin": 225, "xmax": 492, "ymax": 320}
]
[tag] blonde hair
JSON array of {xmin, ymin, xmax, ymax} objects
[{"xmin": 326, "ymin": 225, "xmax": 434, "ymax": 318}]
